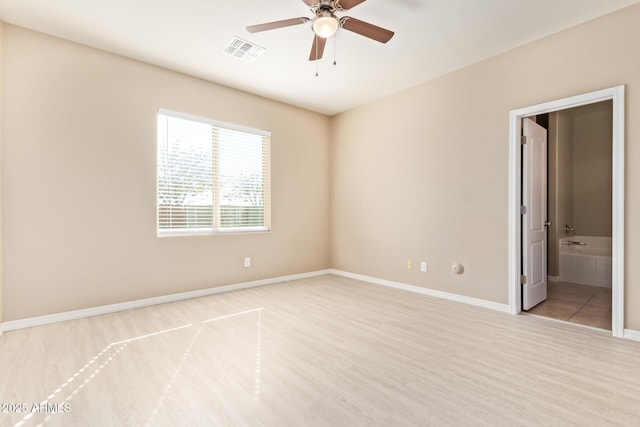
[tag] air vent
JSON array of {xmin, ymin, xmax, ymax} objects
[{"xmin": 224, "ymin": 37, "xmax": 265, "ymax": 62}]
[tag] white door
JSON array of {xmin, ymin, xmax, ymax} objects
[{"xmin": 522, "ymin": 118, "xmax": 548, "ymax": 310}]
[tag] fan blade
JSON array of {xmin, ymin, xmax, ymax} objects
[
  {"xmin": 247, "ymin": 17, "xmax": 309, "ymax": 33},
  {"xmin": 335, "ymin": 0, "xmax": 367, "ymax": 11},
  {"xmin": 309, "ymin": 35, "xmax": 327, "ymax": 61},
  {"xmin": 340, "ymin": 17, "xmax": 394, "ymax": 43},
  {"xmin": 302, "ymin": 0, "xmax": 320, "ymax": 6}
]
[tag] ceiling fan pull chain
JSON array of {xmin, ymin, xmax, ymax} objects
[
  {"xmin": 333, "ymin": 35, "xmax": 337, "ymax": 66},
  {"xmin": 315, "ymin": 36, "xmax": 320, "ymax": 76}
]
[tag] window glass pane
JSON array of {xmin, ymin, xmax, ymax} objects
[
  {"xmin": 157, "ymin": 110, "xmax": 269, "ymax": 235},
  {"xmin": 219, "ymin": 129, "xmax": 264, "ymax": 228}
]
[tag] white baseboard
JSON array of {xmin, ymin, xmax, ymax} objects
[
  {"xmin": 548, "ymin": 275, "xmax": 560, "ymax": 283},
  {"xmin": 5, "ymin": 269, "xmax": 636, "ymax": 343},
  {"xmin": 329, "ymin": 270, "xmax": 640, "ymax": 341},
  {"xmin": 623, "ymin": 329, "xmax": 640, "ymax": 342},
  {"xmin": 329, "ymin": 269, "xmax": 511, "ymax": 313},
  {"xmin": 1, "ymin": 269, "xmax": 331, "ymax": 332}
]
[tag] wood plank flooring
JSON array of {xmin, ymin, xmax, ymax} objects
[
  {"xmin": 1, "ymin": 274, "xmax": 640, "ymax": 426},
  {"xmin": 527, "ymin": 282, "xmax": 612, "ymax": 330}
]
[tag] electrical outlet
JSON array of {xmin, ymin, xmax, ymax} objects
[
  {"xmin": 244, "ymin": 257, "xmax": 251, "ymax": 268},
  {"xmin": 420, "ymin": 261, "xmax": 427, "ymax": 272},
  {"xmin": 407, "ymin": 259, "xmax": 413, "ymax": 270}
]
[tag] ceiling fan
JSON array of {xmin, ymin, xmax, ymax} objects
[{"xmin": 246, "ymin": 0, "xmax": 394, "ymax": 61}]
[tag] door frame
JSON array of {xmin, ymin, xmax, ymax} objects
[{"xmin": 508, "ymin": 85, "xmax": 625, "ymax": 337}]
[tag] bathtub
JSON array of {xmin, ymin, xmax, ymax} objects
[{"xmin": 559, "ymin": 236, "xmax": 612, "ymax": 287}]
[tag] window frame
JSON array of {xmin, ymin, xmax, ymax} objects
[{"xmin": 157, "ymin": 109, "xmax": 271, "ymax": 237}]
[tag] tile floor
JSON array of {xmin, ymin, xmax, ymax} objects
[{"xmin": 526, "ymin": 281, "xmax": 612, "ymax": 330}]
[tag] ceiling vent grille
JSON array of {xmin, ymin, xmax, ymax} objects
[{"xmin": 224, "ymin": 37, "xmax": 265, "ymax": 62}]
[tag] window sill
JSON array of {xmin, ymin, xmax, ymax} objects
[{"xmin": 158, "ymin": 227, "xmax": 270, "ymax": 237}]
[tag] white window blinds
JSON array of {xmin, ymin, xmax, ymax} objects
[{"xmin": 157, "ymin": 110, "xmax": 270, "ymax": 235}]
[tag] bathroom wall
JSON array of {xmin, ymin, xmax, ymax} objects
[
  {"xmin": 547, "ymin": 109, "xmax": 574, "ymax": 277},
  {"xmin": 573, "ymin": 101, "xmax": 613, "ymax": 237},
  {"xmin": 547, "ymin": 115, "xmax": 558, "ymax": 278},
  {"xmin": 547, "ymin": 101, "xmax": 611, "ymax": 277}
]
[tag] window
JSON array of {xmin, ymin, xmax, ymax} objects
[{"xmin": 157, "ymin": 110, "xmax": 270, "ymax": 235}]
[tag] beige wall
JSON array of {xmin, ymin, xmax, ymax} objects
[
  {"xmin": 556, "ymin": 109, "xmax": 575, "ymax": 242},
  {"xmin": 331, "ymin": 4, "xmax": 640, "ymax": 329},
  {"xmin": 573, "ymin": 101, "xmax": 613, "ymax": 237},
  {"xmin": 548, "ymin": 108, "xmax": 575, "ymax": 277},
  {"xmin": 548, "ymin": 101, "xmax": 611, "ymax": 277},
  {"xmin": 2, "ymin": 25, "xmax": 331, "ymax": 320},
  {"xmin": 3, "ymin": 5, "xmax": 640, "ymax": 331}
]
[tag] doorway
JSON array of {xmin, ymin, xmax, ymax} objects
[
  {"xmin": 525, "ymin": 104, "xmax": 612, "ymax": 330},
  {"xmin": 508, "ymin": 86, "xmax": 625, "ymax": 337}
]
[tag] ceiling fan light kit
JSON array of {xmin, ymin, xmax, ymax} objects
[
  {"xmin": 246, "ymin": 0, "xmax": 394, "ymax": 63},
  {"xmin": 313, "ymin": 14, "xmax": 339, "ymax": 38}
]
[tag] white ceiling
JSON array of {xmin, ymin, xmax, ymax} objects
[{"xmin": 0, "ymin": 0, "xmax": 638, "ymax": 115}]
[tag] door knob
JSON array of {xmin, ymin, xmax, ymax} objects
[{"xmin": 544, "ymin": 221, "xmax": 552, "ymax": 227}]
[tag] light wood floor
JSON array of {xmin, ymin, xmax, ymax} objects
[
  {"xmin": 1, "ymin": 275, "xmax": 640, "ymax": 426},
  {"xmin": 527, "ymin": 282, "xmax": 612, "ymax": 330}
]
